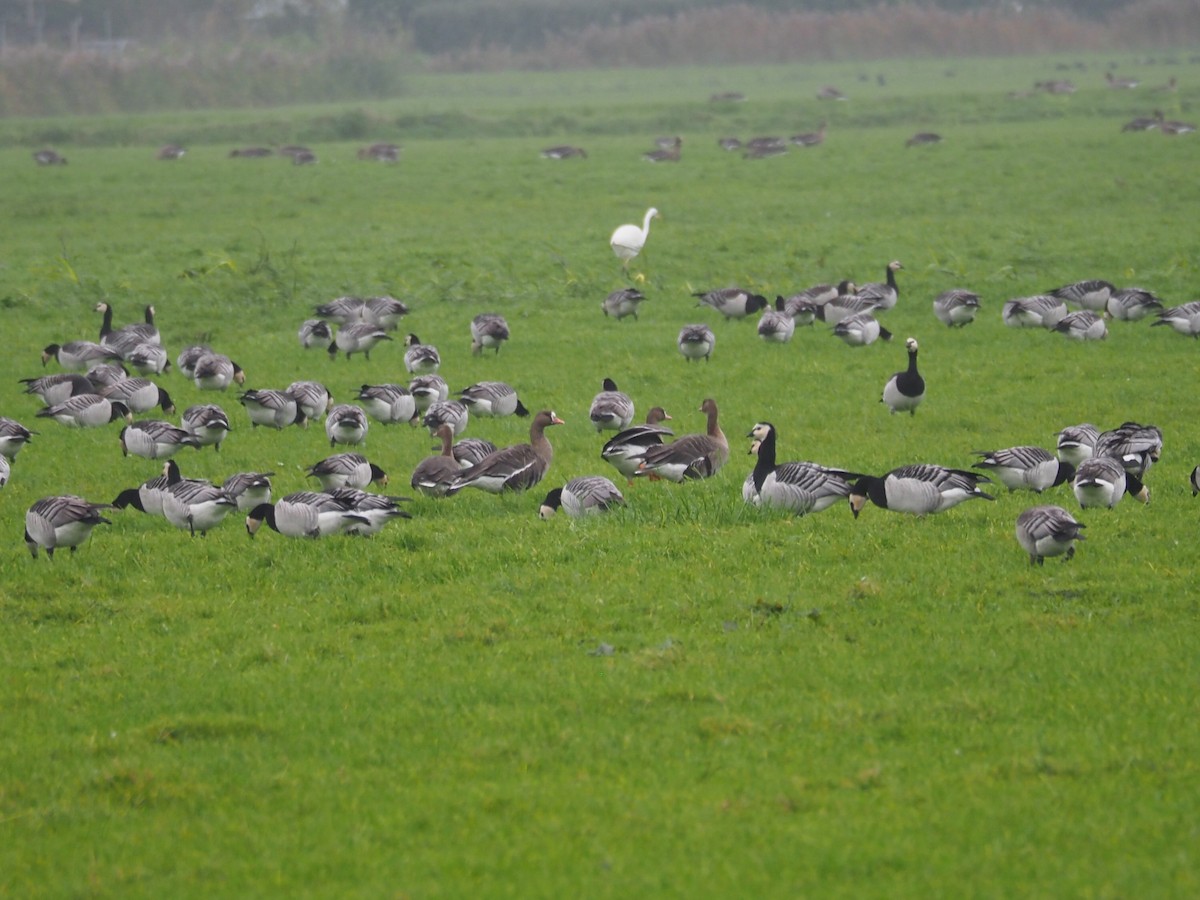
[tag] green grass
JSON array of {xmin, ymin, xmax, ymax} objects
[{"xmin": 1, "ymin": 57, "xmax": 1199, "ymax": 897}]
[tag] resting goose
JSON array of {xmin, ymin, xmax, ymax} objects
[
  {"xmin": 193, "ymin": 353, "xmax": 245, "ymax": 391},
  {"xmin": 325, "ymin": 403, "xmax": 370, "ymax": 447},
  {"xmin": 120, "ymin": 420, "xmax": 201, "ymax": 460},
  {"xmin": 24, "ymin": 495, "xmax": 113, "ymax": 558},
  {"xmin": 973, "ymin": 446, "xmax": 1074, "ymax": 492},
  {"xmin": 162, "ymin": 467, "xmax": 239, "ymax": 537},
  {"xmin": 409, "ymin": 374, "xmax": 449, "ymax": 414},
  {"xmin": 933, "ymin": 289, "xmax": 980, "ymax": 327},
  {"xmin": 757, "ymin": 309, "xmax": 796, "ymax": 343},
  {"xmin": 634, "ymin": 398, "xmax": 728, "ymax": 482},
  {"xmin": 678, "ymin": 324, "xmax": 715, "ymax": 362},
  {"xmin": 446, "ymin": 410, "xmax": 564, "ymax": 495},
  {"xmin": 245, "ymin": 492, "xmax": 367, "ymax": 539},
  {"xmin": 1106, "ymin": 287, "xmax": 1163, "ymax": 321},
  {"xmin": 411, "ymin": 425, "xmax": 462, "ymax": 497},
  {"xmin": 602, "ymin": 288, "xmax": 647, "ymax": 321},
  {"xmin": 1016, "ymin": 506, "xmax": 1086, "ymax": 566},
  {"xmin": 589, "ymin": 378, "xmax": 635, "ymax": 432},
  {"xmin": 539, "ymin": 476, "xmax": 626, "ymax": 519},
  {"xmin": 849, "ymin": 465, "xmax": 995, "ymax": 517},
  {"xmin": 1094, "ymin": 421, "xmax": 1162, "ymax": 477},
  {"xmin": 694, "ymin": 288, "xmax": 769, "ymax": 320},
  {"xmin": 98, "ymin": 377, "xmax": 174, "ymax": 415},
  {"xmin": 601, "ymin": 407, "xmax": 673, "ymax": 483},
  {"xmin": 221, "ymin": 472, "xmax": 274, "ymax": 512},
  {"xmin": 298, "ymin": 319, "xmax": 333, "ymax": 348},
  {"xmin": 1048, "ymin": 279, "xmax": 1114, "ymax": 311},
  {"xmin": 182, "ymin": 404, "xmax": 232, "ymax": 452},
  {"xmin": 1151, "ymin": 301, "xmax": 1200, "ymax": 337},
  {"xmin": 460, "ymin": 381, "xmax": 529, "ymax": 418},
  {"xmin": 325, "ymin": 487, "xmax": 411, "ymax": 536},
  {"xmin": 306, "ymin": 452, "xmax": 388, "ymax": 490},
  {"xmin": 881, "ymin": 337, "xmax": 925, "ymax": 414},
  {"xmin": 356, "ymin": 384, "xmax": 417, "ymax": 425},
  {"xmin": 1072, "ymin": 456, "xmax": 1149, "ymax": 508},
  {"xmin": 42, "ymin": 341, "xmax": 122, "ymax": 371},
  {"xmin": 36, "ymin": 395, "xmax": 131, "ymax": 429},
  {"xmin": 422, "ymin": 400, "xmax": 469, "ymax": 437},
  {"xmin": 403, "ymin": 334, "xmax": 441, "ymax": 374},
  {"xmin": 1054, "ymin": 311, "xmax": 1108, "ymax": 341},
  {"xmin": 857, "ymin": 261, "xmax": 903, "ymax": 310},
  {"xmin": 1055, "ymin": 423, "xmax": 1099, "ymax": 467},
  {"xmin": 287, "ymin": 380, "xmax": 333, "ymax": 423},
  {"xmin": 452, "ymin": 438, "xmax": 498, "ymax": 469},
  {"xmin": 833, "ymin": 312, "xmax": 892, "ymax": 346},
  {"xmin": 470, "ymin": 313, "xmax": 510, "ymax": 355},
  {"xmin": 20, "ymin": 373, "xmax": 95, "ymax": 407},
  {"xmin": 238, "ymin": 389, "xmax": 305, "ymax": 430},
  {"xmin": 362, "ymin": 296, "xmax": 410, "ymax": 330},
  {"xmin": 745, "ymin": 422, "xmax": 860, "ymax": 515},
  {"xmin": 1002, "ymin": 295, "xmax": 1068, "ymax": 329},
  {"xmin": 329, "ymin": 323, "xmax": 393, "ymax": 361},
  {"xmin": 0, "ymin": 416, "xmax": 36, "ymax": 459}
]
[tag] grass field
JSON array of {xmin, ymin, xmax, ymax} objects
[{"xmin": 2, "ymin": 56, "xmax": 1199, "ymax": 897}]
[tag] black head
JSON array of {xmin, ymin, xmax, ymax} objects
[
  {"xmin": 514, "ymin": 400, "xmax": 530, "ymax": 417},
  {"xmin": 747, "ymin": 294, "xmax": 768, "ymax": 313},
  {"xmin": 602, "ymin": 378, "xmax": 619, "ymax": 391}
]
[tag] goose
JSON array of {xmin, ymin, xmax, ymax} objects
[
  {"xmin": 1016, "ymin": 506, "xmax": 1087, "ymax": 566},
  {"xmin": 409, "ymin": 374, "xmax": 449, "ymax": 413},
  {"xmin": 1048, "ymin": 279, "xmax": 1114, "ymax": 311},
  {"xmin": 36, "ymin": 395, "xmax": 131, "ymax": 428},
  {"xmin": 0, "ymin": 454, "xmax": 9, "ymax": 488},
  {"xmin": 229, "ymin": 147, "xmax": 273, "ymax": 158},
  {"xmin": 833, "ymin": 312, "xmax": 892, "ymax": 346},
  {"xmin": 329, "ymin": 323, "xmax": 393, "ymax": 361},
  {"xmin": 126, "ymin": 342, "xmax": 170, "ymax": 376},
  {"xmin": 539, "ymin": 476, "xmax": 626, "ymax": 519},
  {"xmin": 324, "ymin": 487, "xmax": 411, "ymax": 536},
  {"xmin": 816, "ymin": 85, "xmax": 847, "ymax": 100},
  {"xmin": 601, "ymin": 407, "xmax": 674, "ymax": 483},
  {"xmin": 1159, "ymin": 117, "xmax": 1196, "ymax": 136},
  {"xmin": 1054, "ymin": 310, "xmax": 1108, "ymax": 341},
  {"xmin": 306, "ymin": 453, "xmax": 388, "ymax": 490},
  {"xmin": 1121, "ymin": 113, "xmax": 1161, "ymax": 132},
  {"xmin": 112, "ymin": 468, "xmax": 174, "ymax": 517},
  {"xmin": 470, "ymin": 313, "xmax": 510, "ymax": 355},
  {"xmin": 717, "ymin": 137, "xmax": 742, "ymax": 151},
  {"xmin": 1094, "ymin": 422, "xmax": 1162, "ymax": 478},
  {"xmin": 634, "ymin": 398, "xmax": 728, "ymax": 482},
  {"xmin": 1039, "ymin": 79, "xmax": 1077, "ymax": 95},
  {"xmin": 411, "ymin": 424, "xmax": 462, "ymax": 497},
  {"xmin": 610, "ymin": 208, "xmax": 659, "ymax": 270},
  {"xmin": 744, "ymin": 422, "xmax": 860, "ymax": 515},
  {"xmin": 358, "ymin": 143, "xmax": 400, "ymax": 162},
  {"xmin": 678, "ymin": 324, "xmax": 715, "ymax": 362},
  {"xmin": 221, "ymin": 472, "xmax": 274, "ymax": 511},
  {"xmin": 162, "ymin": 470, "xmax": 239, "ymax": 537},
  {"xmin": 743, "ymin": 142, "xmax": 788, "ymax": 160},
  {"xmin": 1150, "ymin": 300, "xmax": 1200, "ymax": 336},
  {"xmin": 192, "ymin": 353, "xmax": 244, "ymax": 391},
  {"xmin": 602, "ymin": 288, "xmax": 647, "ymax": 321},
  {"xmin": 1002, "ymin": 295, "xmax": 1068, "ymax": 329},
  {"xmin": 933, "ymin": 289, "xmax": 980, "ymax": 327},
  {"xmin": 881, "ymin": 337, "xmax": 925, "ymax": 414},
  {"xmin": 325, "ymin": 404, "xmax": 370, "ymax": 447},
  {"xmin": 786, "ymin": 280, "xmax": 846, "ymax": 308},
  {"xmin": 182, "ymin": 404, "xmax": 232, "ymax": 452},
  {"xmin": 642, "ymin": 142, "xmax": 681, "ymax": 163},
  {"xmin": 446, "ymin": 410, "xmax": 564, "ymax": 495},
  {"xmin": 287, "ymin": 381, "xmax": 333, "ymax": 423},
  {"xmin": 42, "ymin": 341, "xmax": 122, "ymax": 371},
  {"xmin": 238, "ymin": 389, "xmax": 304, "ymax": 429},
  {"xmin": 1055, "ymin": 423, "xmax": 1099, "ymax": 467},
  {"xmin": 314, "ymin": 296, "xmax": 367, "ymax": 325},
  {"xmin": 120, "ymin": 420, "xmax": 202, "ymax": 459},
  {"xmin": 849, "ymin": 465, "xmax": 995, "ymax": 517},
  {"xmin": 96, "ymin": 303, "xmax": 160, "ymax": 355},
  {"xmin": 694, "ymin": 288, "xmax": 769, "ymax": 320},
  {"xmin": 24, "ymin": 495, "xmax": 112, "ymax": 558},
  {"xmin": 816, "ymin": 287, "xmax": 882, "ymax": 326},
  {"xmin": 34, "ymin": 148, "xmax": 67, "ymax": 165},
  {"xmin": 402, "ymin": 334, "xmax": 441, "ymax": 374},
  {"xmin": 298, "ymin": 319, "xmax": 333, "ymax": 348},
  {"xmin": 291, "ymin": 149, "xmax": 317, "ymax": 165},
  {"xmin": 541, "ymin": 145, "xmax": 587, "ymax": 159},
  {"xmin": 0, "ymin": 416, "xmax": 36, "ymax": 458},
  {"xmin": 1105, "ymin": 71, "xmax": 1140, "ymax": 89},
  {"xmin": 85, "ymin": 362, "xmax": 128, "ymax": 389},
  {"xmin": 1072, "ymin": 456, "xmax": 1149, "ymax": 508},
  {"xmin": 362, "ymin": 296, "xmax": 410, "ymax": 330},
  {"xmin": 857, "ymin": 261, "xmax": 904, "ymax": 310},
  {"xmin": 775, "ymin": 295, "xmax": 819, "ymax": 326},
  {"xmin": 589, "ymin": 378, "xmax": 635, "ymax": 432},
  {"xmin": 245, "ymin": 492, "xmax": 367, "ymax": 539},
  {"xmin": 19, "ymin": 373, "xmax": 95, "ymax": 407},
  {"xmin": 1191, "ymin": 465, "xmax": 1200, "ymax": 497},
  {"xmin": 422, "ymin": 400, "xmax": 469, "ymax": 437},
  {"xmin": 973, "ymin": 446, "xmax": 1074, "ymax": 493},
  {"xmin": 356, "ymin": 384, "xmax": 417, "ymax": 425},
  {"xmin": 790, "ymin": 122, "xmax": 827, "ymax": 147},
  {"xmin": 452, "ymin": 437, "xmax": 498, "ymax": 469},
  {"xmin": 1106, "ymin": 287, "xmax": 1163, "ymax": 321},
  {"xmin": 98, "ymin": 377, "xmax": 174, "ymax": 415},
  {"xmin": 176, "ymin": 345, "xmax": 212, "ymax": 378},
  {"xmin": 757, "ymin": 309, "xmax": 796, "ymax": 343},
  {"xmin": 710, "ymin": 92, "xmax": 746, "ymax": 102},
  {"xmin": 905, "ymin": 132, "xmax": 943, "ymax": 147},
  {"xmin": 157, "ymin": 144, "xmax": 186, "ymax": 160},
  {"xmin": 460, "ymin": 381, "xmax": 529, "ymax": 418}
]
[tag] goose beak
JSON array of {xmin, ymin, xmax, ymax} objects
[{"xmin": 849, "ymin": 495, "xmax": 866, "ymax": 519}]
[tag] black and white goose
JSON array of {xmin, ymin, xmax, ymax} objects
[
  {"xmin": 541, "ymin": 145, "xmax": 587, "ymax": 159},
  {"xmin": 161, "ymin": 464, "xmax": 239, "ymax": 537},
  {"xmin": 329, "ymin": 323, "xmax": 393, "ymax": 361},
  {"xmin": 744, "ymin": 422, "xmax": 860, "ymax": 516},
  {"xmin": 857, "ymin": 261, "xmax": 903, "ymax": 310},
  {"xmin": 411, "ymin": 424, "xmax": 462, "ymax": 497},
  {"xmin": 452, "ymin": 437, "xmax": 498, "ymax": 469},
  {"xmin": 633, "ymin": 399, "xmax": 728, "ymax": 482},
  {"xmin": 589, "ymin": 378, "xmax": 635, "ymax": 432},
  {"xmin": 176, "ymin": 345, "xmax": 211, "ymax": 378},
  {"xmin": 775, "ymin": 295, "xmax": 819, "ymax": 326},
  {"xmin": 356, "ymin": 384, "xmax": 417, "ymax": 425},
  {"xmin": 1072, "ymin": 456, "xmax": 1149, "ymax": 508},
  {"xmin": 1151, "ymin": 301, "xmax": 1200, "ymax": 337},
  {"xmin": 182, "ymin": 404, "xmax": 232, "ymax": 452},
  {"xmin": 786, "ymin": 280, "xmax": 848, "ymax": 309},
  {"xmin": 1190, "ymin": 466, "xmax": 1200, "ymax": 497},
  {"xmin": 1002, "ymin": 295, "xmax": 1068, "ymax": 329},
  {"xmin": 973, "ymin": 446, "xmax": 1074, "ymax": 492},
  {"xmin": 1015, "ymin": 506, "xmax": 1086, "ymax": 566},
  {"xmin": 1106, "ymin": 288, "xmax": 1163, "ymax": 321},
  {"xmin": 848, "ymin": 465, "xmax": 995, "ymax": 517},
  {"xmin": 298, "ymin": 319, "xmax": 333, "ymax": 348},
  {"xmin": 42, "ymin": 341, "xmax": 122, "ymax": 371},
  {"xmin": 422, "ymin": 400, "xmax": 469, "ymax": 437},
  {"xmin": 36, "ymin": 395, "xmax": 131, "ymax": 429},
  {"xmin": 287, "ymin": 381, "xmax": 333, "ymax": 423},
  {"xmin": 694, "ymin": 288, "xmax": 769, "ymax": 320},
  {"xmin": 402, "ymin": 334, "xmax": 441, "ymax": 374},
  {"xmin": 306, "ymin": 452, "xmax": 388, "ymax": 490},
  {"xmin": 1048, "ymin": 279, "xmax": 1114, "ymax": 312},
  {"xmin": 24, "ymin": 495, "xmax": 113, "ymax": 558},
  {"xmin": 932, "ymin": 289, "xmax": 980, "ymax": 327},
  {"xmin": 98, "ymin": 377, "xmax": 174, "ymax": 415},
  {"xmin": 881, "ymin": 337, "xmax": 925, "ymax": 415},
  {"xmin": 120, "ymin": 420, "xmax": 201, "ymax": 460},
  {"xmin": 324, "ymin": 488, "xmax": 411, "ymax": 536},
  {"xmin": 85, "ymin": 362, "xmax": 128, "ymax": 389},
  {"xmin": 601, "ymin": 407, "xmax": 674, "ymax": 483},
  {"xmin": 0, "ymin": 455, "xmax": 8, "ymax": 488},
  {"xmin": 239, "ymin": 389, "xmax": 304, "ymax": 430},
  {"xmin": 126, "ymin": 343, "xmax": 170, "ymax": 376},
  {"xmin": 314, "ymin": 296, "xmax": 367, "ymax": 325},
  {"xmin": 446, "ymin": 410, "xmax": 564, "ymax": 495},
  {"xmin": 1055, "ymin": 423, "xmax": 1099, "ymax": 467},
  {"xmin": 1054, "ymin": 310, "xmax": 1108, "ymax": 341},
  {"xmin": 96, "ymin": 302, "xmax": 160, "ymax": 355},
  {"xmin": 460, "ymin": 381, "xmax": 529, "ymax": 418},
  {"xmin": 193, "ymin": 353, "xmax": 245, "ymax": 391},
  {"xmin": 539, "ymin": 476, "xmax": 626, "ymax": 519},
  {"xmin": 1094, "ymin": 421, "xmax": 1162, "ymax": 478},
  {"xmin": 602, "ymin": 288, "xmax": 647, "ymax": 321},
  {"xmin": 325, "ymin": 404, "xmax": 370, "ymax": 447},
  {"xmin": 362, "ymin": 296, "xmax": 410, "ymax": 330},
  {"xmin": 470, "ymin": 313, "xmax": 510, "ymax": 355},
  {"xmin": 409, "ymin": 374, "xmax": 449, "ymax": 414},
  {"xmin": 19, "ymin": 373, "xmax": 95, "ymax": 407},
  {"xmin": 221, "ymin": 472, "xmax": 274, "ymax": 512},
  {"xmin": 0, "ymin": 416, "xmax": 36, "ymax": 459},
  {"xmin": 815, "ymin": 286, "xmax": 882, "ymax": 326},
  {"xmin": 757, "ymin": 309, "xmax": 796, "ymax": 343},
  {"xmin": 245, "ymin": 492, "xmax": 367, "ymax": 539},
  {"xmin": 833, "ymin": 312, "xmax": 892, "ymax": 347},
  {"xmin": 112, "ymin": 468, "xmax": 174, "ymax": 517},
  {"xmin": 678, "ymin": 324, "xmax": 715, "ymax": 362}
]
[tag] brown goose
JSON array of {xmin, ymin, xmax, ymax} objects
[
  {"xmin": 446, "ymin": 410, "xmax": 564, "ymax": 495},
  {"xmin": 634, "ymin": 398, "xmax": 728, "ymax": 482},
  {"xmin": 410, "ymin": 424, "xmax": 462, "ymax": 497}
]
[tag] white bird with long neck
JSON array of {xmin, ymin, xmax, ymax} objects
[{"xmin": 610, "ymin": 207, "xmax": 659, "ymax": 271}]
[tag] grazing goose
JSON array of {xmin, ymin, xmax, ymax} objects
[
  {"xmin": 610, "ymin": 208, "xmax": 659, "ymax": 270},
  {"xmin": 634, "ymin": 398, "xmax": 728, "ymax": 482},
  {"xmin": 816, "ymin": 288, "xmax": 882, "ymax": 326},
  {"xmin": 36, "ymin": 395, "xmax": 131, "ymax": 429},
  {"xmin": 905, "ymin": 132, "xmax": 943, "ymax": 147},
  {"xmin": 162, "ymin": 468, "xmax": 239, "ymax": 537},
  {"xmin": 238, "ymin": 389, "xmax": 304, "ymax": 429},
  {"xmin": 362, "ymin": 296, "xmax": 410, "ymax": 330},
  {"xmin": 329, "ymin": 323, "xmax": 393, "ymax": 361},
  {"xmin": 541, "ymin": 145, "xmax": 588, "ymax": 159},
  {"xmin": 460, "ymin": 381, "xmax": 529, "ymax": 418},
  {"xmin": 402, "ymin": 334, "xmax": 441, "ymax": 374},
  {"xmin": 694, "ymin": 288, "xmax": 769, "ymax": 320},
  {"xmin": 833, "ymin": 312, "xmax": 892, "ymax": 346},
  {"xmin": 411, "ymin": 424, "xmax": 462, "ymax": 497},
  {"xmin": 193, "ymin": 353, "xmax": 245, "ymax": 391},
  {"xmin": 973, "ymin": 446, "xmax": 1075, "ymax": 493},
  {"xmin": 816, "ymin": 85, "xmax": 847, "ymax": 100},
  {"xmin": 1016, "ymin": 506, "xmax": 1087, "ymax": 566},
  {"xmin": 602, "ymin": 288, "xmax": 647, "ymax": 321},
  {"xmin": 298, "ymin": 319, "xmax": 333, "ymax": 348},
  {"xmin": 857, "ymin": 261, "xmax": 903, "ymax": 310},
  {"xmin": 1055, "ymin": 423, "xmax": 1100, "ymax": 467},
  {"xmin": 1105, "ymin": 71, "xmax": 1140, "ymax": 90},
  {"xmin": 1049, "ymin": 279, "xmax": 1114, "ymax": 311},
  {"xmin": 1150, "ymin": 300, "xmax": 1200, "ymax": 337},
  {"xmin": 1191, "ymin": 465, "xmax": 1200, "ymax": 497},
  {"xmin": 120, "ymin": 420, "xmax": 201, "ymax": 459},
  {"xmin": 229, "ymin": 147, "xmax": 273, "ymax": 158},
  {"xmin": 422, "ymin": 400, "xmax": 469, "ymax": 437},
  {"xmin": 0, "ymin": 454, "xmax": 9, "ymax": 488},
  {"xmin": 1159, "ymin": 117, "xmax": 1196, "ymax": 136},
  {"xmin": 245, "ymin": 492, "xmax": 367, "ymax": 539},
  {"xmin": 1002, "ymin": 295, "xmax": 1068, "ymax": 329},
  {"xmin": 775, "ymin": 295, "xmax": 819, "ymax": 326},
  {"xmin": 601, "ymin": 407, "xmax": 673, "ymax": 483},
  {"xmin": 717, "ymin": 137, "xmax": 743, "ymax": 151},
  {"xmin": 24, "ymin": 495, "xmax": 113, "ymax": 558},
  {"xmin": 358, "ymin": 142, "xmax": 400, "ymax": 162},
  {"xmin": 126, "ymin": 342, "xmax": 170, "ymax": 376},
  {"xmin": 0, "ymin": 417, "xmax": 36, "ymax": 458},
  {"xmin": 470, "ymin": 313, "xmax": 510, "ymax": 355},
  {"xmin": 757, "ymin": 309, "xmax": 796, "ymax": 343},
  {"xmin": 356, "ymin": 384, "xmax": 417, "ymax": 425},
  {"xmin": 446, "ymin": 410, "xmax": 564, "ymax": 495},
  {"xmin": 539, "ymin": 476, "xmax": 626, "ymax": 519},
  {"xmin": 642, "ymin": 142, "xmax": 681, "ymax": 163},
  {"xmin": 287, "ymin": 380, "xmax": 333, "ymax": 423},
  {"xmin": 176, "ymin": 345, "xmax": 212, "ymax": 378},
  {"xmin": 306, "ymin": 453, "xmax": 388, "ymax": 490},
  {"xmin": 787, "ymin": 280, "xmax": 846, "ymax": 308},
  {"xmin": 1054, "ymin": 311, "xmax": 1108, "ymax": 341},
  {"xmin": 790, "ymin": 122, "xmax": 827, "ymax": 147},
  {"xmin": 452, "ymin": 437, "xmax": 498, "ymax": 469},
  {"xmin": 1106, "ymin": 287, "xmax": 1163, "ymax": 321},
  {"xmin": 19, "ymin": 373, "xmax": 95, "ymax": 406},
  {"xmin": 1122, "ymin": 113, "xmax": 1161, "ymax": 132},
  {"xmin": 157, "ymin": 144, "xmax": 186, "ymax": 160},
  {"xmin": 589, "ymin": 378, "xmax": 635, "ymax": 432},
  {"xmin": 182, "ymin": 404, "xmax": 232, "ymax": 452},
  {"xmin": 409, "ymin": 374, "xmax": 449, "ymax": 413},
  {"xmin": 1072, "ymin": 456, "xmax": 1149, "ymax": 508},
  {"xmin": 42, "ymin": 341, "xmax": 122, "ymax": 371},
  {"xmin": 98, "ymin": 377, "xmax": 174, "ymax": 415},
  {"xmin": 678, "ymin": 324, "xmax": 716, "ymax": 362},
  {"xmin": 849, "ymin": 465, "xmax": 995, "ymax": 517},
  {"xmin": 85, "ymin": 362, "xmax": 128, "ymax": 389},
  {"xmin": 881, "ymin": 337, "xmax": 925, "ymax": 414},
  {"xmin": 34, "ymin": 148, "xmax": 67, "ymax": 165},
  {"xmin": 112, "ymin": 468, "xmax": 174, "ymax": 517},
  {"xmin": 933, "ymin": 289, "xmax": 981, "ymax": 327},
  {"xmin": 221, "ymin": 472, "xmax": 274, "ymax": 512},
  {"xmin": 745, "ymin": 422, "xmax": 860, "ymax": 515},
  {"xmin": 1094, "ymin": 421, "xmax": 1162, "ymax": 477},
  {"xmin": 314, "ymin": 296, "xmax": 367, "ymax": 325},
  {"xmin": 325, "ymin": 404, "xmax": 370, "ymax": 447},
  {"xmin": 325, "ymin": 487, "xmax": 411, "ymax": 536}
]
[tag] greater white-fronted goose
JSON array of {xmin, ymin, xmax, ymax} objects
[
  {"xmin": 610, "ymin": 208, "xmax": 659, "ymax": 269},
  {"xmin": 1151, "ymin": 301, "xmax": 1200, "ymax": 336},
  {"xmin": 1016, "ymin": 506, "xmax": 1086, "ymax": 566},
  {"xmin": 678, "ymin": 324, "xmax": 715, "ymax": 362},
  {"xmin": 307, "ymin": 452, "xmax": 387, "ymax": 490},
  {"xmin": 634, "ymin": 398, "xmax": 728, "ymax": 482},
  {"xmin": 933, "ymin": 289, "xmax": 980, "ymax": 327},
  {"xmin": 411, "ymin": 424, "xmax": 462, "ymax": 497},
  {"xmin": 1054, "ymin": 311, "xmax": 1108, "ymax": 341},
  {"xmin": 25, "ymin": 495, "xmax": 112, "ymax": 558},
  {"xmin": 589, "ymin": 378, "xmax": 635, "ymax": 432},
  {"xmin": 539, "ymin": 476, "xmax": 625, "ymax": 519},
  {"xmin": 1048, "ymin": 279, "xmax": 1114, "ymax": 311},
  {"xmin": 287, "ymin": 380, "xmax": 333, "ymax": 423},
  {"xmin": 182, "ymin": 404, "xmax": 232, "ymax": 452},
  {"xmin": 602, "ymin": 288, "xmax": 647, "ymax": 321},
  {"xmin": 0, "ymin": 416, "xmax": 36, "ymax": 458},
  {"xmin": 470, "ymin": 313, "xmax": 510, "ymax": 355},
  {"xmin": 601, "ymin": 407, "xmax": 673, "ymax": 483},
  {"xmin": 881, "ymin": 337, "xmax": 925, "ymax": 414},
  {"xmin": 330, "ymin": 323, "xmax": 393, "ymax": 360},
  {"xmin": 245, "ymin": 492, "xmax": 366, "ymax": 539},
  {"xmin": 238, "ymin": 389, "xmax": 304, "ymax": 429},
  {"xmin": 42, "ymin": 341, "xmax": 122, "ymax": 371},
  {"xmin": 857, "ymin": 261, "xmax": 903, "ymax": 310},
  {"xmin": 745, "ymin": 422, "xmax": 860, "ymax": 515},
  {"xmin": 1055, "ymin": 423, "xmax": 1099, "ymax": 467},
  {"xmin": 849, "ymin": 465, "xmax": 994, "ymax": 517},
  {"xmin": 833, "ymin": 312, "xmax": 892, "ymax": 346},
  {"xmin": 222, "ymin": 472, "xmax": 274, "ymax": 512},
  {"xmin": 1106, "ymin": 287, "xmax": 1163, "ymax": 321},
  {"xmin": 1072, "ymin": 456, "xmax": 1148, "ymax": 508},
  {"xmin": 1002, "ymin": 295, "xmax": 1068, "ymax": 329},
  {"xmin": 325, "ymin": 404, "xmax": 369, "ymax": 447},
  {"xmin": 357, "ymin": 384, "xmax": 417, "ymax": 425},
  {"xmin": 19, "ymin": 373, "xmax": 95, "ymax": 407},
  {"xmin": 460, "ymin": 381, "xmax": 529, "ymax": 418},
  {"xmin": 192, "ymin": 353, "xmax": 244, "ymax": 391},
  {"xmin": 298, "ymin": 319, "xmax": 333, "ymax": 348},
  {"xmin": 36, "ymin": 394, "xmax": 131, "ymax": 428},
  {"xmin": 120, "ymin": 420, "xmax": 201, "ymax": 459},
  {"xmin": 98, "ymin": 377, "xmax": 174, "ymax": 415},
  {"xmin": 446, "ymin": 410, "xmax": 564, "ymax": 495},
  {"xmin": 403, "ymin": 334, "xmax": 441, "ymax": 374},
  {"xmin": 973, "ymin": 446, "xmax": 1074, "ymax": 493},
  {"xmin": 694, "ymin": 288, "xmax": 769, "ymax": 320}
]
